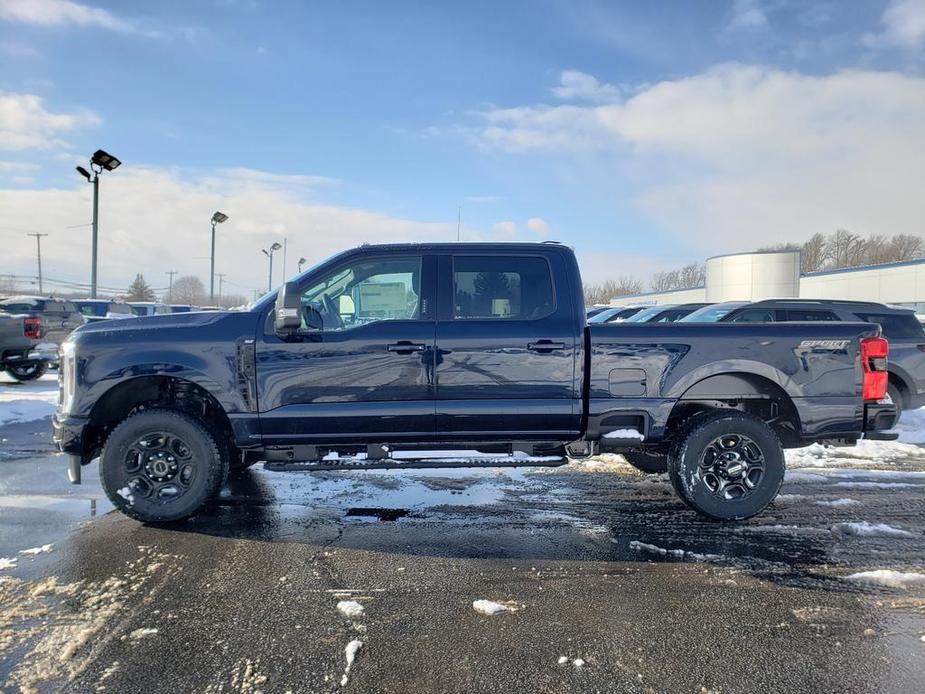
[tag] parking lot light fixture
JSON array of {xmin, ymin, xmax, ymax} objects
[
  {"xmin": 298, "ymin": 257, "xmax": 307, "ymax": 272},
  {"xmin": 210, "ymin": 211, "xmax": 229, "ymax": 301},
  {"xmin": 262, "ymin": 242, "xmax": 282, "ymax": 292},
  {"xmin": 78, "ymin": 149, "xmax": 121, "ymax": 298}
]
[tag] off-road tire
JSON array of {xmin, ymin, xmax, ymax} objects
[
  {"xmin": 100, "ymin": 409, "xmax": 228, "ymax": 523},
  {"xmin": 6, "ymin": 361, "xmax": 47, "ymax": 381},
  {"xmin": 667, "ymin": 410, "xmax": 784, "ymax": 521}
]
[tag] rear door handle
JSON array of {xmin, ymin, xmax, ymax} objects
[
  {"xmin": 387, "ymin": 342, "xmax": 426, "ymax": 354},
  {"xmin": 527, "ymin": 340, "xmax": 566, "ymax": 352}
]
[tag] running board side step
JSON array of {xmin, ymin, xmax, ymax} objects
[{"xmin": 263, "ymin": 456, "xmax": 568, "ymax": 472}]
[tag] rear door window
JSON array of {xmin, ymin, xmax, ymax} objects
[
  {"xmin": 783, "ymin": 309, "xmax": 838, "ymax": 321},
  {"xmin": 856, "ymin": 312, "xmax": 925, "ymax": 339},
  {"xmin": 729, "ymin": 308, "xmax": 777, "ymax": 323},
  {"xmin": 452, "ymin": 255, "xmax": 554, "ymax": 320}
]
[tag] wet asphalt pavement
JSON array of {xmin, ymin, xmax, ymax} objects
[{"xmin": 2, "ymin": 390, "xmax": 925, "ymax": 692}]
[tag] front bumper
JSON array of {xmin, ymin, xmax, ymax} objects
[{"xmin": 53, "ymin": 414, "xmax": 88, "ymax": 485}]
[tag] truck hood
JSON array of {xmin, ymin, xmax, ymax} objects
[{"xmin": 72, "ymin": 310, "xmax": 238, "ymax": 336}]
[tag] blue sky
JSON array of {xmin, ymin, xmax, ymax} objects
[{"xmin": 1, "ymin": 0, "xmax": 923, "ymax": 295}]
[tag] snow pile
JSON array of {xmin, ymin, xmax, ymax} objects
[
  {"xmin": 815, "ymin": 498, "xmax": 861, "ymax": 508},
  {"xmin": 340, "ymin": 639, "xmax": 363, "ymax": 686},
  {"xmin": 19, "ymin": 544, "xmax": 54, "ymax": 555},
  {"xmin": 832, "ymin": 521, "xmax": 913, "ymax": 538},
  {"xmin": 336, "ymin": 600, "xmax": 365, "ymax": 619},
  {"xmin": 603, "ymin": 428, "xmax": 645, "ymax": 441},
  {"xmin": 890, "ymin": 407, "xmax": 925, "ymax": 444},
  {"xmin": 845, "ymin": 570, "xmax": 925, "ymax": 589},
  {"xmin": 629, "ymin": 540, "xmax": 722, "ymax": 562},
  {"xmin": 0, "ymin": 374, "xmax": 58, "ymax": 424},
  {"xmin": 127, "ymin": 627, "xmax": 158, "ymax": 640},
  {"xmin": 116, "ymin": 486, "xmax": 134, "ymax": 505},
  {"xmin": 0, "ymin": 557, "xmax": 17, "ymax": 571},
  {"xmin": 472, "ymin": 599, "xmax": 519, "ymax": 615},
  {"xmin": 785, "ymin": 439, "xmax": 924, "ymax": 468}
]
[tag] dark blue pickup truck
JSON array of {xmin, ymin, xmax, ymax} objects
[{"xmin": 54, "ymin": 242, "xmax": 896, "ymax": 523}]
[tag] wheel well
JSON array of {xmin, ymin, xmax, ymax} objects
[
  {"xmin": 667, "ymin": 373, "xmax": 801, "ymax": 448},
  {"xmin": 888, "ymin": 371, "xmax": 908, "ymax": 399},
  {"xmin": 83, "ymin": 376, "xmax": 237, "ymax": 464}
]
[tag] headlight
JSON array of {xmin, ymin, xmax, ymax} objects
[{"xmin": 60, "ymin": 340, "xmax": 77, "ymax": 414}]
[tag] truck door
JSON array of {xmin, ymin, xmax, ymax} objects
[
  {"xmin": 255, "ymin": 253, "xmax": 437, "ymax": 444},
  {"xmin": 433, "ymin": 252, "xmax": 581, "ymax": 439}
]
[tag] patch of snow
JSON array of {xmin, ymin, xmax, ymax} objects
[
  {"xmin": 0, "ymin": 557, "xmax": 17, "ymax": 571},
  {"xmin": 340, "ymin": 639, "xmax": 362, "ymax": 686},
  {"xmin": 127, "ymin": 628, "xmax": 158, "ymax": 640},
  {"xmin": 0, "ymin": 399, "xmax": 56, "ymax": 425},
  {"xmin": 19, "ymin": 544, "xmax": 54, "ymax": 555},
  {"xmin": 784, "ymin": 471, "xmax": 829, "ymax": 484},
  {"xmin": 472, "ymin": 599, "xmax": 517, "ymax": 615},
  {"xmin": 629, "ymin": 540, "xmax": 722, "ymax": 562},
  {"xmin": 845, "ymin": 570, "xmax": 925, "ymax": 589},
  {"xmin": 832, "ymin": 521, "xmax": 913, "ymax": 538},
  {"xmin": 557, "ymin": 656, "xmax": 569, "ymax": 665},
  {"xmin": 603, "ymin": 428, "xmax": 645, "ymax": 441},
  {"xmin": 815, "ymin": 498, "xmax": 861, "ymax": 508},
  {"xmin": 890, "ymin": 406, "xmax": 925, "ymax": 444},
  {"xmin": 336, "ymin": 600, "xmax": 365, "ymax": 619},
  {"xmin": 833, "ymin": 481, "xmax": 918, "ymax": 489},
  {"xmin": 573, "ymin": 658, "xmax": 585, "ymax": 667},
  {"xmin": 0, "ymin": 373, "xmax": 59, "ymax": 424},
  {"xmin": 116, "ymin": 486, "xmax": 134, "ymax": 505}
]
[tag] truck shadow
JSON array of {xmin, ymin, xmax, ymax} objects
[{"xmin": 149, "ymin": 464, "xmax": 925, "ymax": 590}]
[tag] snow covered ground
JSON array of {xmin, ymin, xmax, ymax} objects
[{"xmin": 0, "ymin": 372, "xmax": 58, "ymax": 425}]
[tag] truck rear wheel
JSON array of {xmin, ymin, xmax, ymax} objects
[
  {"xmin": 668, "ymin": 411, "xmax": 784, "ymax": 521},
  {"xmin": 6, "ymin": 361, "xmax": 47, "ymax": 381},
  {"xmin": 622, "ymin": 451, "xmax": 668, "ymax": 474},
  {"xmin": 99, "ymin": 409, "xmax": 228, "ymax": 523}
]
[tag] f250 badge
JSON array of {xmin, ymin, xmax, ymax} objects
[{"xmin": 798, "ymin": 339, "xmax": 851, "ymax": 350}]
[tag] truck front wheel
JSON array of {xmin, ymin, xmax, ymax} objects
[
  {"xmin": 668, "ymin": 411, "xmax": 784, "ymax": 521},
  {"xmin": 100, "ymin": 409, "xmax": 228, "ymax": 522}
]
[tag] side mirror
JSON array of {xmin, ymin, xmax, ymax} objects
[{"xmin": 275, "ymin": 282, "xmax": 302, "ymax": 332}]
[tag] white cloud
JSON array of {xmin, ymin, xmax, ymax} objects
[
  {"xmin": 0, "ymin": 167, "xmax": 462, "ymax": 295},
  {"xmin": 0, "ymin": 160, "xmax": 39, "ymax": 173},
  {"xmin": 724, "ymin": 0, "xmax": 770, "ymax": 32},
  {"xmin": 492, "ymin": 221, "xmax": 518, "ymax": 238},
  {"xmin": 0, "ymin": 91, "xmax": 100, "ymax": 151},
  {"xmin": 468, "ymin": 64, "xmax": 925, "ymax": 252},
  {"xmin": 862, "ymin": 0, "xmax": 925, "ymax": 50},
  {"xmin": 526, "ymin": 217, "xmax": 549, "ymax": 237},
  {"xmin": 0, "ymin": 0, "xmax": 132, "ymax": 31},
  {"xmin": 552, "ymin": 70, "xmax": 621, "ymax": 103}
]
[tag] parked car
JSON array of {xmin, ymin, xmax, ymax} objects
[
  {"xmin": 74, "ymin": 300, "xmax": 135, "ymax": 322},
  {"xmin": 678, "ymin": 302, "xmax": 748, "ymax": 323},
  {"xmin": 707, "ymin": 299, "xmax": 925, "ymax": 423},
  {"xmin": 587, "ymin": 305, "xmax": 648, "ymax": 323},
  {"xmin": 586, "ymin": 305, "xmax": 612, "ymax": 319},
  {"xmin": 129, "ymin": 302, "xmax": 173, "ymax": 317},
  {"xmin": 0, "ymin": 296, "xmax": 85, "ymax": 369},
  {"xmin": 0, "ymin": 312, "xmax": 57, "ymax": 381},
  {"xmin": 168, "ymin": 304, "xmax": 199, "ymax": 313},
  {"xmin": 622, "ymin": 303, "xmax": 710, "ymax": 323},
  {"xmin": 54, "ymin": 242, "xmax": 895, "ymax": 524}
]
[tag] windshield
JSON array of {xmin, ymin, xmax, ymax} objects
[
  {"xmin": 680, "ymin": 302, "xmax": 747, "ymax": 322},
  {"xmin": 624, "ymin": 305, "xmax": 676, "ymax": 323},
  {"xmin": 588, "ymin": 307, "xmax": 643, "ymax": 323}
]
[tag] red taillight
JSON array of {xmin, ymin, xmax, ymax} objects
[
  {"xmin": 861, "ymin": 336, "xmax": 888, "ymax": 401},
  {"xmin": 24, "ymin": 317, "xmax": 43, "ymax": 340}
]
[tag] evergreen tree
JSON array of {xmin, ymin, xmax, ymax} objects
[{"xmin": 125, "ymin": 273, "xmax": 156, "ymax": 302}]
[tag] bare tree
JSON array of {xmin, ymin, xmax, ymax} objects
[
  {"xmin": 583, "ymin": 276, "xmax": 643, "ymax": 305},
  {"xmin": 678, "ymin": 263, "xmax": 706, "ymax": 288},
  {"xmin": 800, "ymin": 233, "xmax": 826, "ymax": 273},
  {"xmin": 887, "ymin": 234, "xmax": 923, "ymax": 262},
  {"xmin": 169, "ymin": 275, "xmax": 206, "ymax": 305}
]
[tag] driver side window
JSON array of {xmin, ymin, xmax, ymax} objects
[{"xmin": 298, "ymin": 256, "xmax": 421, "ymax": 332}]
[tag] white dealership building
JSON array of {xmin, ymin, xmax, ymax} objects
[{"xmin": 608, "ymin": 250, "xmax": 925, "ymax": 312}]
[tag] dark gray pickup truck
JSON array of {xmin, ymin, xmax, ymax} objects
[{"xmin": 53, "ymin": 242, "xmax": 895, "ymax": 523}]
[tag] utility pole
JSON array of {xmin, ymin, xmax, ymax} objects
[
  {"xmin": 26, "ymin": 233, "xmax": 48, "ymax": 294},
  {"xmin": 216, "ymin": 273, "xmax": 226, "ymax": 304},
  {"xmin": 165, "ymin": 270, "xmax": 178, "ymax": 301},
  {"xmin": 282, "ymin": 236, "xmax": 288, "ymax": 281}
]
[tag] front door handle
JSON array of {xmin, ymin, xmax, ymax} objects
[
  {"xmin": 527, "ymin": 340, "xmax": 566, "ymax": 353},
  {"xmin": 387, "ymin": 342, "xmax": 426, "ymax": 354}
]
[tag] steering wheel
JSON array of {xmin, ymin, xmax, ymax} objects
[{"xmin": 322, "ymin": 294, "xmax": 345, "ymax": 330}]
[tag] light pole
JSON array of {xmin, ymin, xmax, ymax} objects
[
  {"xmin": 76, "ymin": 149, "xmax": 121, "ymax": 298},
  {"xmin": 261, "ymin": 242, "xmax": 282, "ymax": 292},
  {"xmin": 298, "ymin": 257, "xmax": 307, "ymax": 272},
  {"xmin": 26, "ymin": 233, "xmax": 48, "ymax": 294},
  {"xmin": 209, "ymin": 211, "xmax": 228, "ymax": 302}
]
